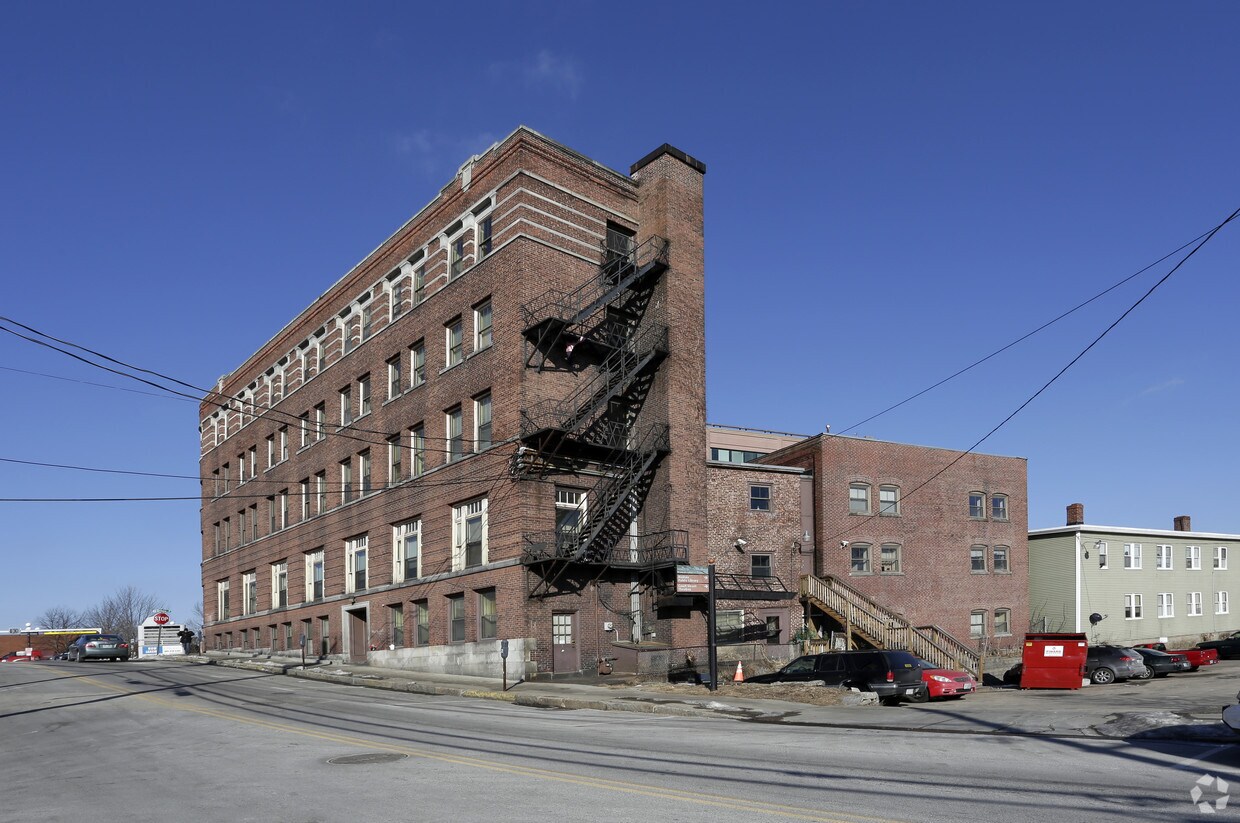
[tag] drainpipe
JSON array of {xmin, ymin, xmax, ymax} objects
[{"xmin": 1074, "ymin": 530, "xmax": 1082, "ymax": 633}]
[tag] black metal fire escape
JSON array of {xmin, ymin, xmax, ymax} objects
[{"xmin": 515, "ymin": 236, "xmax": 687, "ymax": 598}]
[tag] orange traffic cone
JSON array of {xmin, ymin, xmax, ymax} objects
[{"xmin": 734, "ymin": 660, "xmax": 745, "ymax": 682}]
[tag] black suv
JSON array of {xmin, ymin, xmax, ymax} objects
[{"xmin": 745, "ymin": 650, "xmax": 929, "ymax": 705}]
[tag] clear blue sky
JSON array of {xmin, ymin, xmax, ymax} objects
[{"xmin": 3, "ymin": 2, "xmax": 1238, "ymax": 628}]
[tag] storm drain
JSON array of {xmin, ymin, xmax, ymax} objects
[{"xmin": 327, "ymin": 753, "xmax": 408, "ymax": 765}]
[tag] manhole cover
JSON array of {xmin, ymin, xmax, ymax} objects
[{"xmin": 327, "ymin": 753, "xmax": 407, "ymax": 765}]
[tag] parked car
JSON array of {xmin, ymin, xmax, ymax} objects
[
  {"xmin": 1133, "ymin": 642, "xmax": 1218, "ymax": 671},
  {"xmin": 0, "ymin": 650, "xmax": 46, "ymax": 663},
  {"xmin": 1086, "ymin": 645, "xmax": 1146, "ymax": 684},
  {"xmin": 744, "ymin": 650, "xmax": 929, "ymax": 705},
  {"xmin": 1224, "ymin": 688, "xmax": 1240, "ymax": 735},
  {"xmin": 1196, "ymin": 632, "xmax": 1240, "ymax": 660},
  {"xmin": 66, "ymin": 634, "xmax": 130, "ymax": 662},
  {"xmin": 1131, "ymin": 647, "xmax": 1192, "ymax": 679},
  {"xmin": 913, "ymin": 659, "xmax": 977, "ymax": 700}
]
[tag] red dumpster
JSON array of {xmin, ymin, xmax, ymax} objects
[{"xmin": 1020, "ymin": 632, "xmax": 1088, "ymax": 689}]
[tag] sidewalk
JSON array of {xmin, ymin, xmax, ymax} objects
[{"xmin": 192, "ymin": 652, "xmax": 1238, "ymax": 743}]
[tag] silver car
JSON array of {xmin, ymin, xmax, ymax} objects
[{"xmin": 67, "ymin": 634, "xmax": 130, "ymax": 662}]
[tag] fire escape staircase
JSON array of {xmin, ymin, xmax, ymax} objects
[{"xmin": 801, "ymin": 573, "xmax": 981, "ymax": 676}]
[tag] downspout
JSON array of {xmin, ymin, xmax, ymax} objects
[{"xmin": 1074, "ymin": 530, "xmax": 1082, "ymax": 633}]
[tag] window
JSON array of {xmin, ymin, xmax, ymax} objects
[
  {"xmin": 315, "ymin": 471, "xmax": 327, "ymax": 514},
  {"xmin": 299, "ymin": 412, "xmax": 310, "ymax": 448},
  {"xmin": 749, "ymin": 484, "xmax": 771, "ymax": 511},
  {"xmin": 221, "ymin": 462, "xmax": 231, "ymax": 492},
  {"xmin": 410, "ymin": 341, "xmax": 426, "ymax": 387},
  {"xmin": 474, "ymin": 392, "xmax": 491, "ymax": 452},
  {"xmin": 1216, "ymin": 591, "xmax": 1230, "ymax": 615},
  {"xmin": 266, "ymin": 435, "xmax": 275, "ymax": 469},
  {"xmin": 880, "ymin": 543, "xmax": 902, "ymax": 574},
  {"xmin": 283, "ymin": 623, "xmax": 293, "ymax": 650},
  {"xmin": 389, "ymin": 604, "xmax": 404, "ymax": 648},
  {"xmin": 848, "ymin": 483, "xmax": 870, "ymax": 515},
  {"xmin": 453, "ymin": 498, "xmax": 488, "ymax": 570},
  {"xmin": 1097, "ymin": 541, "xmax": 1109, "ymax": 569},
  {"xmin": 448, "ymin": 594, "xmax": 466, "ymax": 642},
  {"xmin": 387, "ymin": 356, "xmax": 402, "ymax": 400},
  {"xmin": 970, "ymin": 545, "xmax": 987, "ymax": 573},
  {"xmin": 990, "ymin": 494, "xmax": 1009, "ymax": 522},
  {"xmin": 267, "ymin": 497, "xmax": 276, "ymax": 534},
  {"xmin": 414, "ymin": 600, "xmax": 430, "ymax": 646},
  {"xmin": 414, "ymin": 264, "xmax": 427, "ymax": 305},
  {"xmin": 248, "ymin": 447, "xmax": 256, "ymax": 479},
  {"xmin": 474, "ymin": 300, "xmax": 492, "ymax": 351},
  {"xmin": 993, "ymin": 545, "xmax": 1010, "ymax": 574},
  {"xmin": 391, "ymin": 279, "xmax": 406, "ymax": 320},
  {"xmin": 1156, "ymin": 544, "xmax": 1173, "ymax": 570},
  {"xmin": 388, "ymin": 435, "xmax": 403, "ymax": 485},
  {"xmin": 306, "ymin": 549, "xmax": 324, "ymax": 601},
  {"xmin": 1186, "ymin": 545, "xmax": 1202, "ymax": 570},
  {"xmin": 1123, "ymin": 543, "xmax": 1142, "ymax": 569},
  {"xmin": 1216, "ymin": 547, "xmax": 1229, "ymax": 570},
  {"xmin": 393, "ymin": 519, "xmax": 420, "ymax": 582},
  {"xmin": 1124, "ymin": 593, "xmax": 1143, "ymax": 619},
  {"xmin": 358, "ymin": 450, "xmax": 372, "ymax": 495},
  {"xmin": 346, "ymin": 535, "xmax": 368, "ymax": 593},
  {"xmin": 968, "ymin": 492, "xmax": 985, "ymax": 519},
  {"xmin": 478, "ymin": 588, "xmax": 497, "ymax": 640},
  {"xmin": 279, "ymin": 428, "xmax": 288, "ymax": 462},
  {"xmin": 361, "ymin": 304, "xmax": 374, "ymax": 341},
  {"xmin": 243, "ymin": 574, "xmax": 257, "ymax": 617},
  {"xmin": 340, "ymin": 385, "xmax": 353, "ymax": 426},
  {"xmin": 970, "ymin": 611, "xmax": 985, "ymax": 639},
  {"xmin": 476, "ymin": 216, "xmax": 493, "ymax": 260},
  {"xmin": 446, "ymin": 406, "xmax": 463, "ymax": 462},
  {"xmin": 238, "ymin": 451, "xmax": 247, "ymax": 484},
  {"xmin": 446, "ymin": 319, "xmax": 464, "ymax": 368},
  {"xmin": 222, "ymin": 517, "xmax": 231, "ymax": 550},
  {"xmin": 314, "ymin": 403, "xmax": 325, "ymax": 440},
  {"xmin": 751, "ymin": 554, "xmax": 772, "ymax": 578},
  {"xmin": 1157, "ymin": 592, "xmax": 1174, "ymax": 618},
  {"xmin": 716, "ymin": 609, "xmax": 744, "ymax": 644},
  {"xmin": 213, "ymin": 522, "xmax": 222, "ymax": 555},
  {"xmin": 450, "ymin": 236, "xmax": 466, "ymax": 279},
  {"xmin": 1188, "ymin": 592, "xmax": 1203, "ymax": 616},
  {"xmin": 318, "ymin": 616, "xmax": 330, "ymax": 656},
  {"xmin": 878, "ymin": 485, "xmax": 900, "ymax": 517},
  {"xmin": 279, "ymin": 489, "xmax": 289, "ymax": 529},
  {"xmin": 341, "ymin": 458, "xmax": 354, "ymax": 504},
  {"xmin": 358, "ymin": 374, "xmax": 372, "ymax": 416},
  {"xmin": 994, "ymin": 609, "xmax": 1011, "ymax": 636},
  {"xmin": 239, "ymin": 508, "xmax": 249, "ymax": 545},
  {"xmin": 555, "ymin": 488, "xmax": 585, "ymax": 551},
  {"xmin": 343, "ymin": 313, "xmax": 357, "ymax": 354},
  {"xmin": 850, "ymin": 542, "xmax": 871, "ymax": 574},
  {"xmin": 410, "ymin": 424, "xmax": 425, "ymax": 477},
  {"xmin": 249, "ymin": 504, "xmax": 258, "ymax": 542},
  {"xmin": 271, "ymin": 561, "xmax": 288, "ymax": 609},
  {"xmin": 217, "ymin": 580, "xmax": 230, "ymax": 620}
]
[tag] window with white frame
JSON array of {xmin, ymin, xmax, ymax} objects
[
  {"xmin": 446, "ymin": 406, "xmax": 463, "ymax": 462},
  {"xmin": 1186, "ymin": 545, "xmax": 1202, "ymax": 570},
  {"xmin": 1188, "ymin": 591, "xmax": 1203, "ymax": 616},
  {"xmin": 555, "ymin": 488, "xmax": 585, "ymax": 551},
  {"xmin": 474, "ymin": 392, "xmax": 491, "ymax": 451},
  {"xmin": 878, "ymin": 485, "xmax": 900, "ymax": 517},
  {"xmin": 340, "ymin": 385, "xmax": 353, "ymax": 426},
  {"xmin": 300, "ymin": 479, "xmax": 310, "ymax": 521},
  {"xmin": 474, "ymin": 300, "xmax": 492, "ymax": 351},
  {"xmin": 306, "ymin": 549, "xmax": 324, "ymax": 601},
  {"xmin": 1216, "ymin": 591, "xmax": 1230, "ymax": 615},
  {"xmin": 448, "ymin": 593, "xmax": 466, "ymax": 642},
  {"xmin": 389, "ymin": 603, "xmax": 404, "ymax": 648},
  {"xmin": 476, "ymin": 215, "xmax": 493, "ymax": 260},
  {"xmin": 970, "ymin": 545, "xmax": 987, "ymax": 573},
  {"xmin": 279, "ymin": 427, "xmax": 288, "ymax": 462},
  {"xmin": 450, "ymin": 236, "xmax": 466, "ymax": 280},
  {"xmin": 387, "ymin": 355, "xmax": 402, "ymax": 400},
  {"xmin": 1156, "ymin": 592, "xmax": 1174, "ymax": 618},
  {"xmin": 217, "ymin": 580, "xmax": 230, "ymax": 620},
  {"xmin": 413, "ymin": 263, "xmax": 427, "ymax": 305},
  {"xmin": 414, "ymin": 599, "xmax": 429, "ymax": 645},
  {"xmin": 387, "ymin": 435, "xmax": 402, "ymax": 485},
  {"xmin": 315, "ymin": 471, "xmax": 326, "ymax": 514},
  {"xmin": 994, "ymin": 608, "xmax": 1011, "ymax": 636},
  {"xmin": 1097, "ymin": 541, "xmax": 1109, "ymax": 569},
  {"xmin": 445, "ymin": 319, "xmax": 464, "ymax": 368},
  {"xmin": 478, "ymin": 588, "xmax": 497, "ymax": 640},
  {"xmin": 1124, "ymin": 593, "xmax": 1143, "ymax": 619},
  {"xmin": 279, "ymin": 489, "xmax": 288, "ymax": 529},
  {"xmin": 391, "ymin": 278, "xmax": 406, "ymax": 320},
  {"xmin": 850, "ymin": 542, "xmax": 871, "ymax": 574},
  {"xmin": 880, "ymin": 543, "xmax": 902, "ymax": 574},
  {"xmin": 848, "ymin": 483, "xmax": 870, "ymax": 515},
  {"xmin": 346, "ymin": 535, "xmax": 368, "ymax": 593},
  {"xmin": 314, "ymin": 403, "xmax": 325, "ymax": 440},
  {"xmin": 1156, "ymin": 544, "xmax": 1173, "ymax": 570},
  {"xmin": 993, "ymin": 545, "xmax": 1010, "ymax": 573},
  {"xmin": 990, "ymin": 494, "xmax": 1009, "ymax": 522},
  {"xmin": 393, "ymin": 519, "xmax": 421, "ymax": 583},
  {"xmin": 453, "ymin": 498, "xmax": 487, "ymax": 571},
  {"xmin": 1216, "ymin": 547, "xmax": 1229, "ymax": 570},
  {"xmin": 970, "ymin": 611, "xmax": 985, "ymax": 638},
  {"xmin": 410, "ymin": 424, "xmax": 425, "ymax": 477},
  {"xmin": 968, "ymin": 492, "xmax": 985, "ymax": 519},
  {"xmin": 242, "ymin": 571, "xmax": 257, "ymax": 616},
  {"xmin": 410, "ymin": 341, "xmax": 426, "ymax": 387},
  {"xmin": 271, "ymin": 561, "xmax": 288, "ymax": 609},
  {"xmin": 340, "ymin": 458, "xmax": 354, "ymax": 504},
  {"xmin": 1123, "ymin": 543, "xmax": 1142, "ymax": 569},
  {"xmin": 266, "ymin": 435, "xmax": 275, "ymax": 469},
  {"xmin": 358, "ymin": 374, "xmax": 372, "ymax": 416}
]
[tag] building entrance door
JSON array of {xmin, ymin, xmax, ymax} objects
[
  {"xmin": 347, "ymin": 607, "xmax": 368, "ymax": 663},
  {"xmin": 552, "ymin": 612, "xmax": 579, "ymax": 674}
]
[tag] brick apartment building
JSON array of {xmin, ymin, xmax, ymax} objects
[
  {"xmin": 199, "ymin": 128, "xmax": 714, "ymax": 677},
  {"xmin": 759, "ymin": 434, "xmax": 1029, "ymax": 652}
]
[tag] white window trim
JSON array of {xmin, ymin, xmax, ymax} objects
[
  {"xmin": 1156, "ymin": 544, "xmax": 1173, "ymax": 570},
  {"xmin": 1156, "ymin": 592, "xmax": 1174, "ymax": 618},
  {"xmin": 474, "ymin": 300, "xmax": 492, "ymax": 351},
  {"xmin": 1216, "ymin": 547, "xmax": 1229, "ymax": 571},
  {"xmin": 271, "ymin": 561, "xmax": 288, "ymax": 609},
  {"xmin": 1216, "ymin": 591, "xmax": 1230, "ymax": 615},
  {"xmin": 393, "ymin": 520, "xmax": 421, "ymax": 583},
  {"xmin": 1186, "ymin": 545, "xmax": 1202, "ymax": 571},
  {"xmin": 1123, "ymin": 543, "xmax": 1142, "ymax": 570},
  {"xmin": 1124, "ymin": 593, "xmax": 1143, "ymax": 619},
  {"xmin": 452, "ymin": 498, "xmax": 488, "ymax": 571},
  {"xmin": 1187, "ymin": 591, "xmax": 1204, "ymax": 617},
  {"xmin": 346, "ymin": 535, "xmax": 369, "ymax": 594}
]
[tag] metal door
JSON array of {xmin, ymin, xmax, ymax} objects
[{"xmin": 552, "ymin": 612, "xmax": 579, "ymax": 673}]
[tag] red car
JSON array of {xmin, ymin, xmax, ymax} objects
[
  {"xmin": 913, "ymin": 659, "xmax": 978, "ymax": 700},
  {"xmin": 0, "ymin": 650, "xmax": 46, "ymax": 662},
  {"xmin": 1132, "ymin": 643, "xmax": 1218, "ymax": 671}
]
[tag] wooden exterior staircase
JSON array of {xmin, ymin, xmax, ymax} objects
[{"xmin": 801, "ymin": 573, "xmax": 981, "ymax": 676}]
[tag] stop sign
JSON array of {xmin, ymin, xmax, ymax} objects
[{"xmin": 153, "ymin": 612, "xmax": 170, "ymax": 625}]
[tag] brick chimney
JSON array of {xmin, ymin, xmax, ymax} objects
[
  {"xmin": 1174, "ymin": 515, "xmax": 1191, "ymax": 532},
  {"xmin": 1067, "ymin": 503, "xmax": 1085, "ymax": 526}
]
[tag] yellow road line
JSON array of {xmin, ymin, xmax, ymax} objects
[{"xmin": 75, "ymin": 673, "xmax": 903, "ymax": 823}]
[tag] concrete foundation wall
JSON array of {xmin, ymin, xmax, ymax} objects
[{"xmin": 367, "ymin": 637, "xmax": 536, "ymax": 679}]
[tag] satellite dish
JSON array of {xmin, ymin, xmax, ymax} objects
[{"xmin": 1089, "ymin": 612, "xmax": 1105, "ymax": 625}]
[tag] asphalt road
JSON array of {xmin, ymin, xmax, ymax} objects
[{"xmin": 3, "ymin": 659, "xmax": 1239, "ymax": 823}]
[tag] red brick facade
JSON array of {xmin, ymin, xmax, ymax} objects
[{"xmin": 199, "ymin": 129, "xmax": 710, "ymax": 675}]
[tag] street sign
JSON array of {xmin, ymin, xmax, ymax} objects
[
  {"xmin": 676, "ymin": 565, "xmax": 709, "ymax": 594},
  {"xmin": 153, "ymin": 612, "xmax": 171, "ymax": 626}
]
